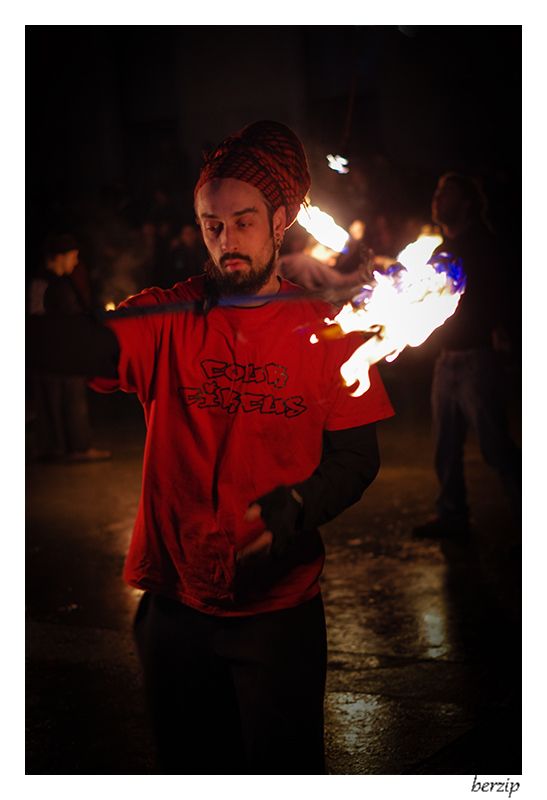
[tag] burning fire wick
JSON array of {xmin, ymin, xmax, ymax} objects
[
  {"xmin": 315, "ymin": 235, "xmax": 466, "ymax": 397},
  {"xmin": 296, "ymin": 202, "xmax": 349, "ymax": 253}
]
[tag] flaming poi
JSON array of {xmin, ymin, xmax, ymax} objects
[
  {"xmin": 296, "ymin": 202, "xmax": 349, "ymax": 253},
  {"xmin": 315, "ymin": 233, "xmax": 467, "ymax": 397}
]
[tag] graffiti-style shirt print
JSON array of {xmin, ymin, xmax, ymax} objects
[{"xmin": 179, "ymin": 359, "xmax": 307, "ymax": 418}]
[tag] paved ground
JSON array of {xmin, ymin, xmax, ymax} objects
[{"xmin": 26, "ymin": 352, "xmax": 522, "ymax": 775}]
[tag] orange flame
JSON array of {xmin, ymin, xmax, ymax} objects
[
  {"xmin": 329, "ymin": 234, "xmax": 463, "ymax": 396},
  {"xmin": 297, "ymin": 202, "xmax": 349, "ymax": 253}
]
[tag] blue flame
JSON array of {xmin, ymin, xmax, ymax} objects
[
  {"xmin": 350, "ymin": 251, "xmax": 466, "ymax": 310},
  {"xmin": 351, "ymin": 284, "xmax": 375, "ymax": 308},
  {"xmin": 428, "ymin": 251, "xmax": 467, "ymax": 293}
]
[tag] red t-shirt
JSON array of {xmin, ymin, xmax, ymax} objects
[{"xmin": 91, "ymin": 276, "xmax": 394, "ymax": 615}]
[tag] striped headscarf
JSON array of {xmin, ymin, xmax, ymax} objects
[{"xmin": 194, "ymin": 120, "xmax": 310, "ymax": 228}]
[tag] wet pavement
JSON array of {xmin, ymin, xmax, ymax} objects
[{"xmin": 26, "ymin": 355, "xmax": 522, "ymax": 775}]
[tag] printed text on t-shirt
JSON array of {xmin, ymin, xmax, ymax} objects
[{"xmin": 178, "ymin": 359, "xmax": 307, "ymax": 418}]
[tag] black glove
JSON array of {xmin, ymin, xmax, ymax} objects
[{"xmin": 253, "ymin": 485, "xmax": 304, "ymax": 559}]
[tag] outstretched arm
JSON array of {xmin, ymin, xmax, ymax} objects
[{"xmin": 27, "ymin": 314, "xmax": 120, "ymax": 378}]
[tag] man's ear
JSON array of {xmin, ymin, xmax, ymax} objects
[{"xmin": 272, "ymin": 206, "xmax": 287, "ymax": 245}]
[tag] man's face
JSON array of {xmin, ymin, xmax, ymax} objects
[
  {"xmin": 349, "ymin": 219, "xmax": 365, "ymax": 241},
  {"xmin": 63, "ymin": 249, "xmax": 79, "ymax": 274},
  {"xmin": 195, "ymin": 178, "xmax": 284, "ymax": 296},
  {"xmin": 48, "ymin": 249, "xmax": 79, "ymax": 276},
  {"xmin": 432, "ymin": 179, "xmax": 467, "ymax": 227}
]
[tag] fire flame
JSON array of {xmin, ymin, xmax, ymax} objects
[
  {"xmin": 104, "ymin": 301, "xmax": 116, "ymax": 312},
  {"xmin": 297, "ymin": 202, "xmax": 349, "ymax": 253},
  {"xmin": 397, "ymin": 233, "xmax": 443, "ymax": 271},
  {"xmin": 327, "ymin": 234, "xmax": 466, "ymax": 397},
  {"xmin": 326, "ymin": 154, "xmax": 350, "ymax": 174}
]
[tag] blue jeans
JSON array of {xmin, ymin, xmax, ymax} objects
[{"xmin": 432, "ymin": 350, "xmax": 521, "ymax": 522}]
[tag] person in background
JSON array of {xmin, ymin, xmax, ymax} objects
[
  {"xmin": 28, "ymin": 233, "xmax": 111, "ymax": 463},
  {"xmin": 279, "ymin": 232, "xmax": 366, "ymax": 304},
  {"xmin": 413, "ymin": 173, "xmax": 520, "ymax": 539},
  {"xmin": 370, "ymin": 213, "xmax": 395, "ymax": 259},
  {"xmin": 336, "ymin": 218, "xmax": 367, "ymax": 269},
  {"xmin": 167, "ymin": 222, "xmax": 207, "ymax": 284}
]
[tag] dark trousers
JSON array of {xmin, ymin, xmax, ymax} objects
[
  {"xmin": 133, "ymin": 591, "xmax": 327, "ymax": 775},
  {"xmin": 432, "ymin": 350, "xmax": 521, "ymax": 522}
]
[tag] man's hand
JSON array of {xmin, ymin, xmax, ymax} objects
[
  {"xmin": 238, "ymin": 486, "xmax": 304, "ymax": 561},
  {"xmin": 237, "ymin": 506, "xmax": 273, "ymax": 560}
]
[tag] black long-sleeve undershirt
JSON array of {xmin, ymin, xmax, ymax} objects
[{"xmin": 294, "ymin": 423, "xmax": 380, "ymax": 531}]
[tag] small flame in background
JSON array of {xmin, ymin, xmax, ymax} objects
[
  {"xmin": 326, "ymin": 154, "xmax": 350, "ymax": 174},
  {"xmin": 324, "ymin": 234, "xmax": 467, "ymax": 397},
  {"xmin": 104, "ymin": 301, "xmax": 116, "ymax": 312},
  {"xmin": 297, "ymin": 203, "xmax": 349, "ymax": 253}
]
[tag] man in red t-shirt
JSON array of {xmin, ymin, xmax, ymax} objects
[{"xmin": 29, "ymin": 121, "xmax": 393, "ymax": 775}]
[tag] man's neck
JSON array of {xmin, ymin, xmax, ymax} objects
[
  {"xmin": 226, "ymin": 273, "xmax": 282, "ymax": 308},
  {"xmin": 46, "ymin": 263, "xmax": 65, "ymax": 277},
  {"xmin": 441, "ymin": 219, "xmax": 472, "ymax": 240}
]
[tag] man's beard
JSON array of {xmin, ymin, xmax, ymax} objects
[{"xmin": 204, "ymin": 243, "xmax": 277, "ymax": 297}]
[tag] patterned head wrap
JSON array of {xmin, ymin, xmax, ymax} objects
[{"xmin": 194, "ymin": 120, "xmax": 310, "ymax": 228}]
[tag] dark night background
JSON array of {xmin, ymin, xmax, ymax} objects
[{"xmin": 27, "ymin": 25, "xmax": 521, "ymax": 279}]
